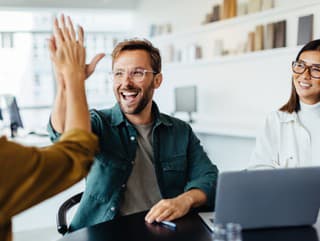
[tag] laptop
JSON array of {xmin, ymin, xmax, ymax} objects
[{"xmin": 199, "ymin": 167, "xmax": 320, "ymax": 230}]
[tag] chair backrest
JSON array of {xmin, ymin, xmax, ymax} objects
[{"xmin": 57, "ymin": 192, "xmax": 83, "ymax": 235}]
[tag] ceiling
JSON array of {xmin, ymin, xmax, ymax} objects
[{"xmin": 0, "ymin": 0, "xmax": 140, "ymax": 10}]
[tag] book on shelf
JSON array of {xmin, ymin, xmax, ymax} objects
[
  {"xmin": 237, "ymin": 2, "xmax": 248, "ymax": 16},
  {"xmin": 175, "ymin": 49, "xmax": 182, "ymax": 62},
  {"xmin": 248, "ymin": 0, "xmax": 261, "ymax": 14},
  {"xmin": 265, "ymin": 22, "xmax": 275, "ymax": 49},
  {"xmin": 274, "ymin": 20, "xmax": 286, "ymax": 48},
  {"xmin": 188, "ymin": 44, "xmax": 202, "ymax": 60},
  {"xmin": 254, "ymin": 25, "xmax": 264, "ymax": 51},
  {"xmin": 204, "ymin": 13, "xmax": 213, "ymax": 24},
  {"xmin": 195, "ymin": 46, "xmax": 202, "ymax": 59},
  {"xmin": 297, "ymin": 14, "xmax": 313, "ymax": 46},
  {"xmin": 162, "ymin": 44, "xmax": 175, "ymax": 63},
  {"xmin": 222, "ymin": 0, "xmax": 237, "ymax": 19},
  {"xmin": 212, "ymin": 5, "xmax": 221, "ymax": 22},
  {"xmin": 246, "ymin": 31, "xmax": 255, "ymax": 52},
  {"xmin": 203, "ymin": 5, "xmax": 220, "ymax": 24},
  {"xmin": 261, "ymin": 0, "xmax": 274, "ymax": 11},
  {"xmin": 213, "ymin": 39, "xmax": 224, "ymax": 56},
  {"xmin": 149, "ymin": 24, "xmax": 156, "ymax": 37},
  {"xmin": 1, "ymin": 33, "xmax": 13, "ymax": 48},
  {"xmin": 165, "ymin": 23, "xmax": 172, "ymax": 34}
]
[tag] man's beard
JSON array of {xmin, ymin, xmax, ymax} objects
[{"xmin": 118, "ymin": 82, "xmax": 154, "ymax": 115}]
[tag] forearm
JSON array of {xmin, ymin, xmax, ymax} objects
[
  {"xmin": 178, "ymin": 189, "xmax": 207, "ymax": 209},
  {"xmin": 51, "ymin": 87, "xmax": 66, "ymax": 133},
  {"xmin": 65, "ymin": 79, "xmax": 90, "ymax": 132}
]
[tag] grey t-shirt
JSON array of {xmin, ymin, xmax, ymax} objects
[{"xmin": 119, "ymin": 122, "xmax": 162, "ymax": 215}]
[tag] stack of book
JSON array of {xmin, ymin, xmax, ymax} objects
[{"xmin": 246, "ymin": 20, "xmax": 287, "ymax": 52}]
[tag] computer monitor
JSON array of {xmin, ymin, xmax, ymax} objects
[
  {"xmin": 174, "ymin": 85, "xmax": 197, "ymax": 123},
  {"xmin": 4, "ymin": 96, "xmax": 23, "ymax": 137}
]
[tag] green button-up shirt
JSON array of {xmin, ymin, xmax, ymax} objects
[{"xmin": 48, "ymin": 102, "xmax": 218, "ymax": 231}]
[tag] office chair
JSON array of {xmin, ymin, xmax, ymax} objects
[{"xmin": 57, "ymin": 192, "xmax": 83, "ymax": 235}]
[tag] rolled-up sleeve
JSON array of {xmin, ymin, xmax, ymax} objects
[
  {"xmin": 184, "ymin": 127, "xmax": 219, "ymax": 210},
  {"xmin": 47, "ymin": 116, "xmax": 62, "ymax": 143}
]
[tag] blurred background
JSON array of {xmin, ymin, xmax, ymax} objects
[{"xmin": 0, "ymin": 0, "xmax": 319, "ymax": 240}]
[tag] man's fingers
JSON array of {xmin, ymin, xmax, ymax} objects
[
  {"xmin": 60, "ymin": 13, "xmax": 66, "ymax": 28},
  {"xmin": 48, "ymin": 37, "xmax": 56, "ymax": 60},
  {"xmin": 155, "ymin": 209, "xmax": 173, "ymax": 222},
  {"xmin": 67, "ymin": 16, "xmax": 76, "ymax": 41},
  {"xmin": 86, "ymin": 53, "xmax": 105, "ymax": 76},
  {"xmin": 78, "ymin": 25, "xmax": 84, "ymax": 45},
  {"xmin": 164, "ymin": 212, "xmax": 178, "ymax": 222},
  {"xmin": 51, "ymin": 35, "xmax": 57, "ymax": 51},
  {"xmin": 53, "ymin": 17, "xmax": 64, "ymax": 46},
  {"xmin": 60, "ymin": 14, "xmax": 71, "ymax": 43},
  {"xmin": 145, "ymin": 205, "xmax": 167, "ymax": 223},
  {"xmin": 145, "ymin": 209, "xmax": 153, "ymax": 222}
]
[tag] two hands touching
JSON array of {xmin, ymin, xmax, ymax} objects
[
  {"xmin": 48, "ymin": 14, "xmax": 105, "ymax": 132},
  {"xmin": 48, "ymin": 14, "xmax": 105, "ymax": 91}
]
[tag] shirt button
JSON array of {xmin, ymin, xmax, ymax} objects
[
  {"xmin": 131, "ymin": 161, "xmax": 135, "ymax": 165},
  {"xmin": 110, "ymin": 206, "xmax": 115, "ymax": 211},
  {"xmin": 130, "ymin": 136, "xmax": 135, "ymax": 141},
  {"xmin": 121, "ymin": 184, "xmax": 126, "ymax": 188}
]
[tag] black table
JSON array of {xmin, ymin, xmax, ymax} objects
[{"xmin": 58, "ymin": 211, "xmax": 320, "ymax": 241}]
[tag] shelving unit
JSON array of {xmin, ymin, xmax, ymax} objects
[
  {"xmin": 163, "ymin": 46, "xmax": 301, "ymax": 69},
  {"xmin": 151, "ymin": 0, "xmax": 320, "ymax": 137},
  {"xmin": 152, "ymin": 1, "xmax": 319, "ymax": 42}
]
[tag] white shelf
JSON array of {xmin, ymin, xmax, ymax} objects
[
  {"xmin": 163, "ymin": 46, "xmax": 301, "ymax": 69},
  {"xmin": 152, "ymin": 1, "xmax": 320, "ymax": 42}
]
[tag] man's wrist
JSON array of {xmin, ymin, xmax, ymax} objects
[
  {"xmin": 179, "ymin": 189, "xmax": 207, "ymax": 208},
  {"xmin": 178, "ymin": 192, "xmax": 194, "ymax": 208}
]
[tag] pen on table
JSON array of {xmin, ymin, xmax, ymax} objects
[{"xmin": 159, "ymin": 220, "xmax": 177, "ymax": 229}]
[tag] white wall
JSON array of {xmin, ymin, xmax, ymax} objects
[{"xmin": 134, "ymin": 0, "xmax": 216, "ymax": 37}]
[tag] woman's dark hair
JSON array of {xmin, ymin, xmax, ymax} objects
[{"xmin": 279, "ymin": 39, "xmax": 320, "ymax": 113}]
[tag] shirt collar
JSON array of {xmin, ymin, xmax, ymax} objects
[
  {"xmin": 110, "ymin": 101, "xmax": 173, "ymax": 127},
  {"xmin": 279, "ymin": 111, "xmax": 298, "ymax": 123},
  {"xmin": 299, "ymin": 100, "xmax": 320, "ymax": 112}
]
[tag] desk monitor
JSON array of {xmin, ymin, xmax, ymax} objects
[
  {"xmin": 174, "ymin": 85, "xmax": 197, "ymax": 123},
  {"xmin": 4, "ymin": 96, "xmax": 23, "ymax": 137}
]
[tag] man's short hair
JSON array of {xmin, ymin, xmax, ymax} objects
[{"xmin": 111, "ymin": 38, "xmax": 162, "ymax": 73}]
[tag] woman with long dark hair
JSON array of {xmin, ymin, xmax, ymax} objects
[{"xmin": 251, "ymin": 39, "xmax": 320, "ymax": 168}]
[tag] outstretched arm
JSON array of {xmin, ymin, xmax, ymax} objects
[
  {"xmin": 0, "ymin": 15, "xmax": 100, "ymax": 230},
  {"xmin": 49, "ymin": 15, "xmax": 105, "ymax": 133}
]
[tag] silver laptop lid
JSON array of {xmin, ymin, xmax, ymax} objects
[{"xmin": 215, "ymin": 167, "xmax": 320, "ymax": 229}]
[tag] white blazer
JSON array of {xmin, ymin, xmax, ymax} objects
[{"xmin": 250, "ymin": 110, "xmax": 311, "ymax": 169}]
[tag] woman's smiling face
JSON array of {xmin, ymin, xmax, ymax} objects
[{"xmin": 293, "ymin": 50, "xmax": 320, "ymax": 105}]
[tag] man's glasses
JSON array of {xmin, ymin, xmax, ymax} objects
[
  {"xmin": 110, "ymin": 68, "xmax": 157, "ymax": 83},
  {"xmin": 292, "ymin": 60, "xmax": 320, "ymax": 79}
]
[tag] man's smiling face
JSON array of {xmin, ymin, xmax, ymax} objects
[{"xmin": 112, "ymin": 50, "xmax": 157, "ymax": 115}]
